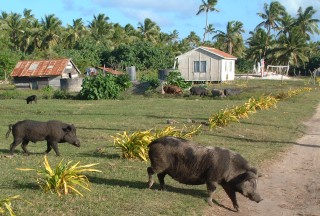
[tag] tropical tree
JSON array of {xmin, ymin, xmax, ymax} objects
[
  {"xmin": 137, "ymin": 18, "xmax": 160, "ymax": 43},
  {"xmin": 204, "ymin": 24, "xmax": 215, "ymax": 41},
  {"xmin": 255, "ymin": 1, "xmax": 286, "ymax": 57},
  {"xmin": 270, "ymin": 26, "xmax": 310, "ymax": 69},
  {"xmin": 1, "ymin": 12, "xmax": 24, "ymax": 51},
  {"xmin": 40, "ymin": 14, "xmax": 62, "ymax": 50},
  {"xmin": 64, "ymin": 18, "xmax": 87, "ymax": 48},
  {"xmin": 88, "ymin": 13, "xmax": 113, "ymax": 44},
  {"xmin": 212, "ymin": 21, "xmax": 245, "ymax": 56},
  {"xmin": 196, "ymin": 0, "xmax": 219, "ymax": 43},
  {"xmin": 277, "ymin": 12, "xmax": 295, "ymax": 38},
  {"xmin": 246, "ymin": 29, "xmax": 269, "ymax": 62},
  {"xmin": 294, "ymin": 6, "xmax": 320, "ymax": 40}
]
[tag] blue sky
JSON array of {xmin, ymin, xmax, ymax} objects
[{"xmin": 1, "ymin": 0, "xmax": 320, "ymax": 41}]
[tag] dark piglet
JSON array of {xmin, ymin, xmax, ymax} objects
[
  {"xmin": 6, "ymin": 120, "xmax": 80, "ymax": 156},
  {"xmin": 190, "ymin": 86, "xmax": 208, "ymax": 96},
  {"xmin": 147, "ymin": 136, "xmax": 262, "ymax": 211},
  {"xmin": 26, "ymin": 95, "xmax": 37, "ymax": 104}
]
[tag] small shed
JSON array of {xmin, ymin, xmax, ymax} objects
[
  {"xmin": 11, "ymin": 58, "xmax": 81, "ymax": 90},
  {"xmin": 174, "ymin": 46, "xmax": 237, "ymax": 82}
]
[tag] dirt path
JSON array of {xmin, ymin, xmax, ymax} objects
[{"xmin": 205, "ymin": 105, "xmax": 320, "ymax": 216}]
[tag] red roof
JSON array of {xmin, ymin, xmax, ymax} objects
[
  {"xmin": 97, "ymin": 67, "xmax": 124, "ymax": 75},
  {"xmin": 200, "ymin": 46, "xmax": 237, "ymax": 59},
  {"xmin": 11, "ymin": 59, "xmax": 78, "ymax": 77}
]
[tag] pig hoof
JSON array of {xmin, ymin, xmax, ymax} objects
[
  {"xmin": 207, "ymin": 198, "xmax": 214, "ymax": 207},
  {"xmin": 148, "ymin": 180, "xmax": 154, "ymax": 188}
]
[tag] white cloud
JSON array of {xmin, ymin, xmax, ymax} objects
[{"xmin": 278, "ymin": 0, "xmax": 320, "ymax": 18}]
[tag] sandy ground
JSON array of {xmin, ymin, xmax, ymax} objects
[{"xmin": 204, "ymin": 105, "xmax": 320, "ymax": 216}]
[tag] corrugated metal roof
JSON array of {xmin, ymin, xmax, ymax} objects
[
  {"xmin": 97, "ymin": 66, "xmax": 124, "ymax": 75},
  {"xmin": 200, "ymin": 46, "xmax": 237, "ymax": 59},
  {"xmin": 11, "ymin": 59, "xmax": 75, "ymax": 77}
]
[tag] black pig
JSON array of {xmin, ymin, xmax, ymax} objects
[
  {"xmin": 6, "ymin": 120, "xmax": 80, "ymax": 156},
  {"xmin": 147, "ymin": 136, "xmax": 262, "ymax": 211},
  {"xmin": 26, "ymin": 95, "xmax": 37, "ymax": 104}
]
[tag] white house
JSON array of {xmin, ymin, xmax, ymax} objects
[{"xmin": 174, "ymin": 46, "xmax": 237, "ymax": 82}]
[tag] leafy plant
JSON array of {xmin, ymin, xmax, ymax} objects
[
  {"xmin": 112, "ymin": 125, "xmax": 201, "ymax": 161},
  {"xmin": 42, "ymin": 85, "xmax": 55, "ymax": 99},
  {"xmin": 166, "ymin": 70, "xmax": 192, "ymax": 89},
  {"xmin": 79, "ymin": 74, "xmax": 122, "ymax": 100},
  {"xmin": 208, "ymin": 107, "xmax": 239, "ymax": 129},
  {"xmin": 17, "ymin": 156, "xmax": 101, "ymax": 197},
  {"xmin": 0, "ymin": 195, "xmax": 21, "ymax": 216}
]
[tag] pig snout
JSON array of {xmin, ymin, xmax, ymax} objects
[
  {"xmin": 73, "ymin": 140, "xmax": 80, "ymax": 147},
  {"xmin": 249, "ymin": 193, "xmax": 263, "ymax": 203}
]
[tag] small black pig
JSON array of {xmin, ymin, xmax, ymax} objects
[
  {"xmin": 147, "ymin": 136, "xmax": 262, "ymax": 211},
  {"xmin": 26, "ymin": 95, "xmax": 37, "ymax": 104}
]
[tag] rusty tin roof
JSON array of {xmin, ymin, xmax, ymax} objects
[{"xmin": 11, "ymin": 58, "xmax": 78, "ymax": 77}]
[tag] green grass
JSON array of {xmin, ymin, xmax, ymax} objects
[{"xmin": 0, "ymin": 79, "xmax": 319, "ymax": 215}]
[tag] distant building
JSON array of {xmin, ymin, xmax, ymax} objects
[
  {"xmin": 11, "ymin": 58, "xmax": 82, "ymax": 91},
  {"xmin": 174, "ymin": 46, "xmax": 237, "ymax": 82}
]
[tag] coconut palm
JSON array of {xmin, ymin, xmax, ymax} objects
[
  {"xmin": 204, "ymin": 24, "xmax": 216, "ymax": 41},
  {"xmin": 88, "ymin": 13, "xmax": 113, "ymax": 42},
  {"xmin": 137, "ymin": 18, "xmax": 160, "ymax": 43},
  {"xmin": 212, "ymin": 21, "xmax": 245, "ymax": 56},
  {"xmin": 271, "ymin": 26, "xmax": 310, "ymax": 68},
  {"xmin": 196, "ymin": 0, "xmax": 219, "ymax": 43},
  {"xmin": 1, "ymin": 12, "xmax": 24, "ymax": 51},
  {"xmin": 255, "ymin": 1, "xmax": 286, "ymax": 57},
  {"xmin": 294, "ymin": 6, "xmax": 320, "ymax": 40},
  {"xmin": 277, "ymin": 12, "xmax": 295, "ymax": 38},
  {"xmin": 65, "ymin": 18, "xmax": 87, "ymax": 48},
  {"xmin": 246, "ymin": 29, "xmax": 269, "ymax": 62},
  {"xmin": 40, "ymin": 14, "xmax": 62, "ymax": 50}
]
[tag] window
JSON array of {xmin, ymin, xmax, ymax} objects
[{"xmin": 194, "ymin": 61, "xmax": 206, "ymax": 73}]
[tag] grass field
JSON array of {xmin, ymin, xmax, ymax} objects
[{"xmin": 0, "ymin": 79, "xmax": 319, "ymax": 215}]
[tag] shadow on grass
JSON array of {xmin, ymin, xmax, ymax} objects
[
  {"xmin": 87, "ymin": 175, "xmax": 235, "ymax": 211},
  {"xmin": 11, "ymin": 181, "xmax": 39, "ymax": 191},
  {"xmin": 209, "ymin": 134, "xmax": 320, "ymax": 148},
  {"xmin": 77, "ymin": 152, "xmax": 120, "ymax": 159}
]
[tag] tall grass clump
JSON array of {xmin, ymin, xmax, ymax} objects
[{"xmin": 17, "ymin": 156, "xmax": 102, "ymax": 197}]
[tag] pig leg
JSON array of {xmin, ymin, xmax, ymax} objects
[
  {"xmin": 49, "ymin": 141, "xmax": 60, "ymax": 156},
  {"xmin": 10, "ymin": 138, "xmax": 23, "ymax": 155},
  {"xmin": 21, "ymin": 140, "xmax": 30, "ymax": 155},
  {"xmin": 147, "ymin": 167, "xmax": 155, "ymax": 188},
  {"xmin": 157, "ymin": 172, "xmax": 167, "ymax": 190},
  {"xmin": 220, "ymin": 182, "xmax": 239, "ymax": 211},
  {"xmin": 44, "ymin": 142, "xmax": 52, "ymax": 154},
  {"xmin": 206, "ymin": 181, "xmax": 218, "ymax": 206}
]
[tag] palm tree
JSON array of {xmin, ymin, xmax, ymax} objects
[
  {"xmin": 88, "ymin": 14, "xmax": 113, "ymax": 42},
  {"xmin": 137, "ymin": 18, "xmax": 160, "ymax": 43},
  {"xmin": 212, "ymin": 21, "xmax": 245, "ymax": 55},
  {"xmin": 277, "ymin": 12, "xmax": 294, "ymax": 38},
  {"xmin": 40, "ymin": 14, "xmax": 62, "ymax": 50},
  {"xmin": 294, "ymin": 6, "xmax": 320, "ymax": 40},
  {"xmin": 2, "ymin": 12, "xmax": 24, "ymax": 51},
  {"xmin": 246, "ymin": 29, "xmax": 269, "ymax": 62},
  {"xmin": 255, "ymin": 1, "xmax": 286, "ymax": 57},
  {"xmin": 271, "ymin": 26, "xmax": 310, "ymax": 69},
  {"xmin": 185, "ymin": 31, "xmax": 201, "ymax": 49},
  {"xmin": 196, "ymin": 0, "xmax": 219, "ymax": 43},
  {"xmin": 204, "ymin": 24, "xmax": 215, "ymax": 41},
  {"xmin": 65, "ymin": 18, "xmax": 87, "ymax": 48}
]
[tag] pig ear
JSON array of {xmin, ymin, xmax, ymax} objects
[{"xmin": 62, "ymin": 126, "xmax": 72, "ymax": 132}]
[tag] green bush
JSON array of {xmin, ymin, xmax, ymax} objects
[
  {"xmin": 79, "ymin": 74, "xmax": 122, "ymax": 100},
  {"xmin": 166, "ymin": 70, "xmax": 191, "ymax": 89},
  {"xmin": 53, "ymin": 90, "xmax": 72, "ymax": 99},
  {"xmin": 0, "ymin": 89, "xmax": 21, "ymax": 99},
  {"xmin": 42, "ymin": 86, "xmax": 54, "ymax": 99}
]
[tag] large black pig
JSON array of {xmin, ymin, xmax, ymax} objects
[
  {"xmin": 147, "ymin": 136, "xmax": 262, "ymax": 211},
  {"xmin": 6, "ymin": 120, "xmax": 80, "ymax": 156}
]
